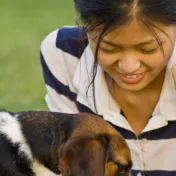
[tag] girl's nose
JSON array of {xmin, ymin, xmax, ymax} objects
[{"xmin": 118, "ymin": 52, "xmax": 141, "ymax": 74}]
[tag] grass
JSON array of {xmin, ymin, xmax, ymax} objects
[{"xmin": 0, "ymin": 0, "xmax": 76, "ymax": 112}]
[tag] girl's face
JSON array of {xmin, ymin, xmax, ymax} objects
[{"xmin": 88, "ymin": 19, "xmax": 176, "ymax": 92}]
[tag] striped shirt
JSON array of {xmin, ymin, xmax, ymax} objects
[{"xmin": 40, "ymin": 26, "xmax": 176, "ymax": 176}]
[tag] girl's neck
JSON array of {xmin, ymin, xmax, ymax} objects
[{"xmin": 105, "ymin": 69, "xmax": 166, "ymax": 135}]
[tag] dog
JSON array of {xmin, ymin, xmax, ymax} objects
[{"xmin": 0, "ymin": 110, "xmax": 132, "ymax": 176}]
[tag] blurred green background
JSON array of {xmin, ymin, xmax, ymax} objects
[{"xmin": 0, "ymin": 0, "xmax": 76, "ymax": 112}]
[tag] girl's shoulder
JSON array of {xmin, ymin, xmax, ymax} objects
[
  {"xmin": 41, "ymin": 26, "xmax": 89, "ymax": 59},
  {"xmin": 40, "ymin": 26, "xmax": 89, "ymax": 92}
]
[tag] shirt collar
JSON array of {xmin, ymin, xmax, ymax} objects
[
  {"xmin": 158, "ymin": 41, "xmax": 176, "ymax": 121},
  {"xmin": 73, "ymin": 44, "xmax": 115, "ymax": 114},
  {"xmin": 73, "ymin": 42, "xmax": 176, "ymax": 131}
]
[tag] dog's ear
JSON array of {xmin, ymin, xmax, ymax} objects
[{"xmin": 58, "ymin": 135, "xmax": 109, "ymax": 176}]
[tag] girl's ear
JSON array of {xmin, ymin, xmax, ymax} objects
[{"xmin": 172, "ymin": 65, "xmax": 176, "ymax": 88}]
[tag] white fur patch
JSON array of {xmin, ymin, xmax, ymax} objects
[
  {"xmin": 0, "ymin": 111, "xmax": 33, "ymax": 162},
  {"xmin": 33, "ymin": 159, "xmax": 60, "ymax": 176}
]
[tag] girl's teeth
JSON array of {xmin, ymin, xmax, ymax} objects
[{"xmin": 124, "ymin": 74, "xmax": 140, "ymax": 79}]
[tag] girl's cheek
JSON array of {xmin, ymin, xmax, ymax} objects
[{"xmin": 98, "ymin": 57, "xmax": 117, "ymax": 68}]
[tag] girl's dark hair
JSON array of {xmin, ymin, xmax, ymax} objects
[{"xmin": 74, "ymin": 0, "xmax": 176, "ymax": 113}]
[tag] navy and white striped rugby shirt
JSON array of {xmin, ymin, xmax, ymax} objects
[{"xmin": 40, "ymin": 26, "xmax": 176, "ymax": 176}]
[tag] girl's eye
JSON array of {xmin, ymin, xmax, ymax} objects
[
  {"xmin": 100, "ymin": 47, "xmax": 120, "ymax": 53},
  {"xmin": 99, "ymin": 46, "xmax": 158, "ymax": 54},
  {"xmin": 140, "ymin": 48, "xmax": 158, "ymax": 54}
]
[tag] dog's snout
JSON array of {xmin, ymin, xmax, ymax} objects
[{"xmin": 117, "ymin": 161, "xmax": 133, "ymax": 176}]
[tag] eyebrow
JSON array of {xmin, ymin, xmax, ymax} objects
[{"xmin": 101, "ymin": 39, "xmax": 159, "ymax": 47}]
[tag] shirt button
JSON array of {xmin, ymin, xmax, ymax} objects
[
  {"xmin": 137, "ymin": 172, "xmax": 142, "ymax": 176},
  {"xmin": 142, "ymin": 138, "xmax": 148, "ymax": 144},
  {"xmin": 141, "ymin": 147, "xmax": 145, "ymax": 152}
]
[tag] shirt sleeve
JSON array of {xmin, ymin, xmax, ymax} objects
[{"xmin": 40, "ymin": 29, "xmax": 80, "ymax": 113}]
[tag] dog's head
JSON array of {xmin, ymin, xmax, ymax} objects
[{"xmin": 63, "ymin": 113, "xmax": 133, "ymax": 176}]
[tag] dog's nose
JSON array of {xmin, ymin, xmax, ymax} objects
[{"xmin": 117, "ymin": 161, "xmax": 132, "ymax": 176}]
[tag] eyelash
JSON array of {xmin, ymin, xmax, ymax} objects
[
  {"xmin": 100, "ymin": 47, "xmax": 119, "ymax": 53},
  {"xmin": 139, "ymin": 48, "xmax": 158, "ymax": 54},
  {"xmin": 100, "ymin": 47, "xmax": 158, "ymax": 54}
]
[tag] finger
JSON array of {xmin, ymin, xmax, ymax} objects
[{"xmin": 172, "ymin": 65, "xmax": 176, "ymax": 89}]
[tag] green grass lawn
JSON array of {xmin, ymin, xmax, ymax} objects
[{"xmin": 0, "ymin": 0, "xmax": 76, "ymax": 112}]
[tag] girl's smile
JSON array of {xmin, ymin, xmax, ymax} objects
[{"xmin": 117, "ymin": 71, "xmax": 146, "ymax": 84}]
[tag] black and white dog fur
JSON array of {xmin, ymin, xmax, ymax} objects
[
  {"xmin": 0, "ymin": 110, "xmax": 132, "ymax": 176},
  {"xmin": 0, "ymin": 110, "xmax": 60, "ymax": 176}
]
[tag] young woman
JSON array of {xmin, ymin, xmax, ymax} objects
[{"xmin": 40, "ymin": 0, "xmax": 176, "ymax": 175}]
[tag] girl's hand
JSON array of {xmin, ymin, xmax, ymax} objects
[{"xmin": 172, "ymin": 65, "xmax": 176, "ymax": 88}]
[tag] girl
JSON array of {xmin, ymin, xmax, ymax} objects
[{"xmin": 40, "ymin": 0, "xmax": 176, "ymax": 175}]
